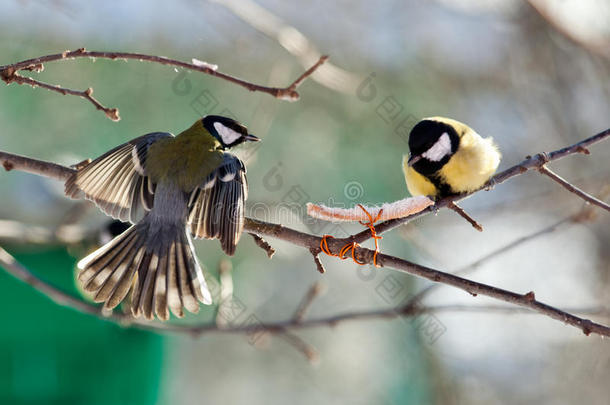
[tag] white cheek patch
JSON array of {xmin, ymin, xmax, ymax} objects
[
  {"xmin": 422, "ymin": 132, "xmax": 452, "ymax": 162},
  {"xmin": 214, "ymin": 122, "xmax": 242, "ymax": 145}
]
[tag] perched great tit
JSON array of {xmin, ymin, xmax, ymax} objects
[
  {"xmin": 403, "ymin": 117, "xmax": 500, "ymax": 198},
  {"xmin": 65, "ymin": 115, "xmax": 260, "ymax": 320}
]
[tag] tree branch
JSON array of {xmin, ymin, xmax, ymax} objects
[
  {"xmin": 1, "ymin": 48, "xmax": 328, "ymax": 120},
  {"xmin": 132, "ymin": 302, "xmax": 610, "ymax": 336},
  {"xmin": 538, "ymin": 165, "xmax": 610, "ymax": 213},
  {"xmin": 278, "ymin": 331, "xmax": 319, "ymax": 364},
  {"xmin": 447, "ymin": 201, "xmax": 483, "ymax": 231},
  {"xmin": 248, "ymin": 233, "xmax": 276, "ymax": 258},
  {"xmin": 247, "ymin": 216, "xmax": 610, "ymax": 336},
  {"xmin": 0, "ymin": 150, "xmax": 74, "ymax": 181},
  {"xmin": 2, "ymin": 72, "xmax": 120, "ymax": 120},
  {"xmin": 309, "ymin": 248, "xmax": 327, "ymax": 274},
  {"xmin": 0, "ymin": 128, "xmax": 609, "ymax": 337},
  {"xmin": 2, "ymin": 243, "xmax": 609, "ymax": 341},
  {"xmin": 293, "ymin": 281, "xmax": 326, "ymax": 323}
]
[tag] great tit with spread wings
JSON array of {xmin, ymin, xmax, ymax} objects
[{"xmin": 65, "ymin": 115, "xmax": 260, "ymax": 320}]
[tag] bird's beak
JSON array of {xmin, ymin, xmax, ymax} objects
[
  {"xmin": 244, "ymin": 134, "xmax": 261, "ymax": 142},
  {"xmin": 407, "ymin": 154, "xmax": 422, "ymax": 166}
]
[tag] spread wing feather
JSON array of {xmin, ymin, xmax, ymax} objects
[
  {"xmin": 65, "ymin": 132, "xmax": 172, "ymax": 223},
  {"xmin": 187, "ymin": 154, "xmax": 247, "ymax": 255}
]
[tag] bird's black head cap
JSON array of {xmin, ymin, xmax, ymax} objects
[
  {"xmin": 408, "ymin": 119, "xmax": 460, "ymax": 175},
  {"xmin": 202, "ymin": 115, "xmax": 260, "ymax": 149}
]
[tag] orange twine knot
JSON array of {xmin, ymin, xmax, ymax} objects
[{"xmin": 319, "ymin": 204, "xmax": 383, "ymax": 267}]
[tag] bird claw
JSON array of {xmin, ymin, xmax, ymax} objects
[{"xmin": 485, "ymin": 177, "xmax": 497, "ymax": 192}]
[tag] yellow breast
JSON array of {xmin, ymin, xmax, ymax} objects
[
  {"xmin": 439, "ymin": 130, "xmax": 500, "ymax": 193},
  {"xmin": 402, "ymin": 155, "xmax": 438, "ymax": 197}
]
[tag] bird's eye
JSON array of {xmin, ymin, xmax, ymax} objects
[
  {"xmin": 422, "ymin": 132, "xmax": 452, "ymax": 161},
  {"xmin": 214, "ymin": 122, "xmax": 243, "ymax": 145}
]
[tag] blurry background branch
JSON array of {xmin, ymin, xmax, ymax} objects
[
  {"xmin": 0, "ymin": 246, "xmax": 128, "ymax": 323},
  {"xmin": 526, "ymin": 0, "xmax": 610, "ymax": 60},
  {"xmin": 210, "ymin": 0, "xmax": 362, "ymax": 94},
  {"xmin": 1, "ymin": 129, "xmax": 610, "ymax": 337}
]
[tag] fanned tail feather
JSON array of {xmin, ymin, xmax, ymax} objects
[{"xmin": 78, "ymin": 222, "xmax": 212, "ymax": 320}]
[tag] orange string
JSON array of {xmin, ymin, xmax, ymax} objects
[
  {"xmin": 319, "ymin": 204, "xmax": 383, "ymax": 267},
  {"xmin": 357, "ymin": 204, "xmax": 383, "ymax": 267}
]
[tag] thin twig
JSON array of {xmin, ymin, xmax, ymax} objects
[
  {"xmin": 132, "ymin": 303, "xmax": 610, "ymax": 336},
  {"xmin": 1, "ymin": 48, "xmax": 328, "ymax": 120},
  {"xmin": 249, "ymin": 233, "xmax": 276, "ymax": 258},
  {"xmin": 447, "ymin": 201, "xmax": 483, "ymax": 232},
  {"xmin": 279, "ymin": 331, "xmax": 319, "ymax": 364},
  {"xmin": 3, "ymin": 73, "xmax": 120, "ymax": 120},
  {"xmin": 293, "ymin": 281, "xmax": 326, "ymax": 323},
  {"xmin": 72, "ymin": 158, "xmax": 92, "ymax": 170},
  {"xmin": 426, "ymin": 304, "xmax": 610, "ymax": 317},
  {"xmin": 286, "ymin": 55, "xmax": 329, "ymax": 92},
  {"xmin": 0, "ymin": 150, "xmax": 75, "ymax": 181},
  {"xmin": 215, "ymin": 259, "xmax": 234, "ymax": 327},
  {"xmin": 538, "ymin": 165, "xmax": 610, "ymax": 213},
  {"xmin": 309, "ymin": 248, "xmax": 327, "ymax": 274}
]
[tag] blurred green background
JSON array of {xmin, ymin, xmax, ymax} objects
[{"xmin": 1, "ymin": 1, "xmax": 609, "ymax": 404}]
